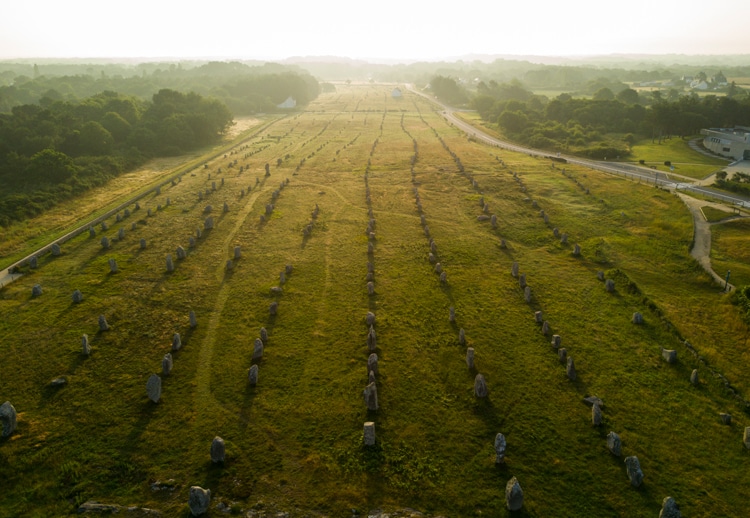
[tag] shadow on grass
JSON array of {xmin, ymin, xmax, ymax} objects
[
  {"xmin": 120, "ymin": 400, "xmax": 160, "ymax": 456},
  {"xmin": 238, "ymin": 383, "xmax": 258, "ymax": 431}
]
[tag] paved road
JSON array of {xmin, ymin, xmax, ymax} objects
[{"xmin": 409, "ymin": 85, "xmax": 750, "ymax": 210}]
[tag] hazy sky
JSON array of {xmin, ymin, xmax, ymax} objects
[{"xmin": 2, "ymin": 0, "xmax": 749, "ymax": 61}]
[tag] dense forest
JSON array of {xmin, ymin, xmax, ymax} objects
[
  {"xmin": 0, "ymin": 61, "xmax": 321, "ymax": 226},
  {"xmin": 0, "ymin": 89, "xmax": 234, "ymax": 226},
  {"xmin": 0, "ymin": 61, "xmax": 321, "ymax": 115}
]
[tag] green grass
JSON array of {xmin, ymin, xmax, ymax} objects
[
  {"xmin": 0, "ymin": 85, "xmax": 749, "ymax": 517},
  {"xmin": 711, "ymin": 217, "xmax": 750, "ymax": 289},
  {"xmin": 626, "ymin": 137, "xmax": 728, "ymax": 180},
  {"xmin": 701, "ymin": 205, "xmax": 735, "ymax": 222}
]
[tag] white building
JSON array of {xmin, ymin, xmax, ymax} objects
[
  {"xmin": 391, "ymin": 88, "xmax": 402, "ymax": 98},
  {"xmin": 277, "ymin": 97, "xmax": 296, "ymax": 109},
  {"xmin": 701, "ymin": 127, "xmax": 750, "ymax": 161}
]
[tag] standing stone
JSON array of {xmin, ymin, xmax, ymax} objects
[
  {"xmin": 51, "ymin": 243, "xmax": 61, "ymax": 256},
  {"xmin": 632, "ymin": 312, "xmax": 644, "ymax": 324},
  {"xmin": 188, "ymin": 486, "xmax": 211, "ymax": 517},
  {"xmin": 494, "ymin": 433, "xmax": 507, "ymax": 463},
  {"xmin": 597, "ymin": 271, "xmax": 605, "ymax": 281},
  {"xmin": 204, "ymin": 216, "xmax": 214, "ymax": 230},
  {"xmin": 500, "ymin": 239, "xmax": 507, "ymax": 249},
  {"xmin": 108, "ymin": 258, "xmax": 118, "ymax": 273},
  {"xmin": 101, "ymin": 221, "xmax": 108, "ymax": 231},
  {"xmin": 566, "ymin": 356, "xmax": 577, "ymax": 380},
  {"xmin": 166, "ymin": 254, "xmax": 174, "ymax": 272},
  {"xmin": 260, "ymin": 327, "xmax": 268, "ymax": 344},
  {"xmin": 605, "ymin": 279, "xmax": 615, "ymax": 292},
  {"xmin": 363, "ymin": 422, "xmax": 376, "ymax": 446},
  {"xmin": 558, "ymin": 348, "xmax": 567, "ymax": 364},
  {"xmin": 542, "ymin": 321, "xmax": 550, "ymax": 336},
  {"xmin": 366, "ymin": 312, "xmax": 376, "ymax": 326},
  {"xmin": 491, "ymin": 214, "xmax": 497, "ymax": 228},
  {"xmin": 29, "ymin": 256, "xmax": 38, "ymax": 269},
  {"xmin": 743, "ymin": 427, "xmax": 750, "ymax": 449},
  {"xmin": 624, "ymin": 456, "xmax": 644, "ymax": 487},
  {"xmin": 248, "ymin": 364, "xmax": 259, "ymax": 385},
  {"xmin": 101, "ymin": 236, "xmax": 110, "ymax": 249},
  {"xmin": 368, "ymin": 353, "xmax": 378, "ymax": 376},
  {"xmin": 0, "ymin": 401, "xmax": 17, "ymax": 437},
  {"xmin": 147, "ymin": 208, "xmax": 152, "ymax": 217},
  {"xmin": 551, "ymin": 335, "xmax": 562, "ymax": 348},
  {"xmin": 662, "ymin": 349, "xmax": 677, "ymax": 363},
  {"xmin": 511, "ymin": 262, "xmax": 519, "ymax": 278},
  {"xmin": 592, "ymin": 402, "xmax": 602, "ymax": 426},
  {"xmin": 720, "ymin": 413, "xmax": 732, "ymax": 425},
  {"xmin": 32, "ymin": 284, "xmax": 43, "ymax": 297},
  {"xmin": 98, "ymin": 315, "xmax": 109, "ymax": 331},
  {"xmin": 573, "ymin": 243, "xmax": 581, "ymax": 256},
  {"xmin": 118, "ymin": 228, "xmax": 125, "ymax": 240},
  {"xmin": 560, "ymin": 233, "xmax": 568, "ymax": 244},
  {"xmin": 690, "ymin": 369, "xmax": 699, "ymax": 386},
  {"xmin": 162, "ymin": 353, "xmax": 173, "ymax": 376},
  {"xmin": 89, "ymin": 227, "xmax": 96, "ymax": 238},
  {"xmin": 146, "ymin": 374, "xmax": 161, "ymax": 403},
  {"xmin": 466, "ymin": 348, "xmax": 475, "ymax": 369},
  {"xmin": 140, "ymin": 238, "xmax": 147, "ymax": 249},
  {"xmin": 434, "ymin": 262, "xmax": 442, "ymax": 274},
  {"xmin": 223, "ymin": 201, "xmax": 229, "ymax": 213},
  {"xmin": 505, "ymin": 477, "xmax": 523, "ymax": 511},
  {"xmin": 367, "ymin": 281, "xmax": 375, "ymax": 295},
  {"xmin": 225, "ymin": 260, "xmax": 233, "ymax": 271},
  {"xmin": 189, "ymin": 237, "xmax": 196, "ymax": 248},
  {"xmin": 172, "ymin": 333, "xmax": 182, "ymax": 351},
  {"xmin": 280, "ymin": 271, "xmax": 286, "ymax": 285},
  {"xmin": 176, "ymin": 246, "xmax": 186, "ymax": 260},
  {"xmin": 82, "ymin": 334, "xmax": 91, "ymax": 355},
  {"xmin": 363, "ymin": 382, "xmax": 379, "ymax": 410},
  {"xmin": 459, "ymin": 328, "xmax": 466, "ymax": 346},
  {"xmin": 659, "ymin": 497, "xmax": 681, "ymax": 518},
  {"xmin": 285, "ymin": 264, "xmax": 293, "ymax": 275},
  {"xmin": 131, "ymin": 222, "xmax": 137, "ymax": 231},
  {"xmin": 196, "ymin": 227, "xmax": 202, "ymax": 239},
  {"xmin": 269, "ymin": 301, "xmax": 278, "ymax": 316},
  {"xmin": 211, "ymin": 437, "xmax": 226, "ymax": 463},
  {"xmin": 607, "ymin": 431, "xmax": 622, "ymax": 456},
  {"xmin": 440, "ymin": 271, "xmax": 447, "ymax": 284},
  {"xmin": 524, "ymin": 286, "xmax": 532, "ymax": 303},
  {"xmin": 253, "ymin": 338, "xmax": 264, "ymax": 360},
  {"xmin": 234, "ymin": 246, "xmax": 241, "ymax": 259},
  {"xmin": 474, "ymin": 373, "xmax": 489, "ymax": 398},
  {"xmin": 534, "ymin": 311, "xmax": 543, "ymax": 324},
  {"xmin": 367, "ymin": 326, "xmax": 377, "ymax": 351},
  {"xmin": 449, "ymin": 306, "xmax": 456, "ymax": 322},
  {"xmin": 430, "ymin": 241, "xmax": 437, "ymax": 254},
  {"xmin": 189, "ymin": 310, "xmax": 197, "ymax": 328},
  {"xmin": 519, "ymin": 273, "xmax": 526, "ymax": 288}
]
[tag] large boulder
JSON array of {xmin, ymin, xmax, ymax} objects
[
  {"xmin": 505, "ymin": 476, "xmax": 523, "ymax": 511},
  {"xmin": 0, "ymin": 401, "xmax": 17, "ymax": 437},
  {"xmin": 210, "ymin": 437, "xmax": 225, "ymax": 463},
  {"xmin": 188, "ymin": 486, "xmax": 211, "ymax": 516},
  {"xmin": 146, "ymin": 374, "xmax": 161, "ymax": 403},
  {"xmin": 625, "ymin": 456, "xmax": 644, "ymax": 487}
]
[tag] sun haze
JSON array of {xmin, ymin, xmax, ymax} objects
[{"xmin": 2, "ymin": 0, "xmax": 749, "ymax": 61}]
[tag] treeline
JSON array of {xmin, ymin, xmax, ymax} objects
[
  {"xmin": 0, "ymin": 89, "xmax": 232, "ymax": 226},
  {"xmin": 426, "ymin": 74, "xmax": 750, "ymax": 159},
  {"xmin": 0, "ymin": 61, "xmax": 320, "ymax": 115}
]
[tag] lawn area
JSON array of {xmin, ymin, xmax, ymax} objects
[
  {"xmin": 626, "ymin": 137, "xmax": 729, "ymax": 180},
  {"xmin": 0, "ymin": 85, "xmax": 748, "ymax": 518},
  {"xmin": 711, "ymin": 217, "xmax": 750, "ymax": 289}
]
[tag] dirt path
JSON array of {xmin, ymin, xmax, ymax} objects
[{"xmin": 677, "ymin": 193, "xmax": 743, "ymax": 291}]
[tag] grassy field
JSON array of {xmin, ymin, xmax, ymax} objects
[
  {"xmin": 711, "ymin": 217, "xmax": 750, "ymax": 289},
  {"xmin": 626, "ymin": 137, "xmax": 729, "ymax": 180},
  {"xmin": 0, "ymin": 85, "xmax": 749, "ymax": 517}
]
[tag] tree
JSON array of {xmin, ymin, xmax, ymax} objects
[
  {"xmin": 26, "ymin": 149, "xmax": 77, "ymax": 184},
  {"xmin": 592, "ymin": 88, "xmax": 615, "ymax": 101},
  {"xmin": 616, "ymin": 88, "xmax": 639, "ymax": 104}
]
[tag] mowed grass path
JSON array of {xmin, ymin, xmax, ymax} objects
[{"xmin": 0, "ymin": 85, "xmax": 748, "ymax": 517}]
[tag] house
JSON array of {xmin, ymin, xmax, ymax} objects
[
  {"xmin": 690, "ymin": 80, "xmax": 709, "ymax": 90},
  {"xmin": 391, "ymin": 88, "xmax": 402, "ymax": 98},
  {"xmin": 701, "ymin": 127, "xmax": 750, "ymax": 161},
  {"xmin": 277, "ymin": 97, "xmax": 296, "ymax": 109}
]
